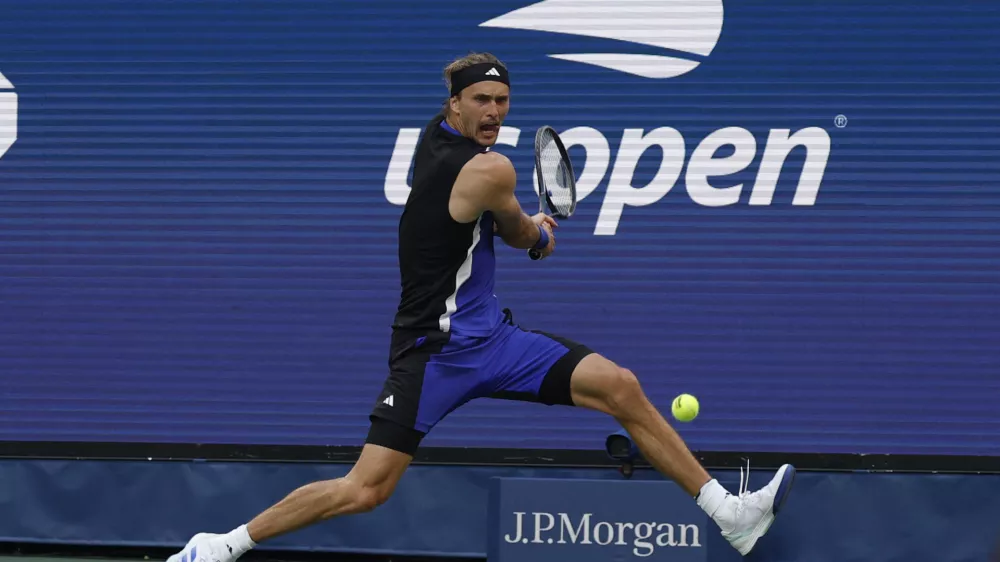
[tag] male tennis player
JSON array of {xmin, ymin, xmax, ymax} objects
[{"xmin": 166, "ymin": 53, "xmax": 796, "ymax": 561}]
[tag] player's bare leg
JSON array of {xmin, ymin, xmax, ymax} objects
[
  {"xmin": 568, "ymin": 354, "xmax": 711, "ymax": 495},
  {"xmin": 248, "ymin": 443, "xmax": 411, "ymax": 540},
  {"xmin": 166, "ymin": 444, "xmax": 412, "ymax": 562},
  {"xmin": 569, "ymin": 353, "xmax": 796, "ymax": 555}
]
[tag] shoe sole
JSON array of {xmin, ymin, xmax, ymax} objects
[
  {"xmin": 738, "ymin": 464, "xmax": 797, "ymax": 556},
  {"xmin": 773, "ymin": 464, "xmax": 796, "ymax": 515}
]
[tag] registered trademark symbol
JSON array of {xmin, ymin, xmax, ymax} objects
[{"xmin": 834, "ymin": 114, "xmax": 848, "ymax": 128}]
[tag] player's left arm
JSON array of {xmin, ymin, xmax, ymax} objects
[
  {"xmin": 452, "ymin": 152, "xmax": 558, "ymax": 257},
  {"xmin": 485, "ymin": 154, "xmax": 557, "ymax": 251},
  {"xmin": 452, "ymin": 152, "xmax": 550, "ymax": 250}
]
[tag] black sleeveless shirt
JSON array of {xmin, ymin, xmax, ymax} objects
[{"xmin": 392, "ymin": 113, "xmax": 504, "ymax": 336}]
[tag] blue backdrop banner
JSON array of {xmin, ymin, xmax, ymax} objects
[{"xmin": 0, "ymin": 1, "xmax": 998, "ymax": 455}]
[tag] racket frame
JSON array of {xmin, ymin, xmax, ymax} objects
[{"xmin": 528, "ymin": 125, "xmax": 577, "ymax": 260}]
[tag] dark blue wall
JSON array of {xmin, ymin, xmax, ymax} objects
[
  {"xmin": 2, "ymin": 0, "xmax": 997, "ymax": 456},
  {"xmin": 1, "ymin": 2, "xmax": 998, "ymax": 560},
  {"xmin": 3, "ymin": 459, "xmax": 1000, "ymax": 562}
]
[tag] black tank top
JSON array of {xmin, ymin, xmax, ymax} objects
[{"xmin": 392, "ymin": 112, "xmax": 504, "ymax": 336}]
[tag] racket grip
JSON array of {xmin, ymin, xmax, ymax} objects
[{"xmin": 528, "ymin": 224, "xmax": 549, "ymax": 260}]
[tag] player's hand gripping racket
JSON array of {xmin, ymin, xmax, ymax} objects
[{"xmin": 528, "ymin": 125, "xmax": 577, "ymax": 260}]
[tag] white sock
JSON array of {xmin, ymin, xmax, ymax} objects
[
  {"xmin": 696, "ymin": 479, "xmax": 729, "ymax": 518},
  {"xmin": 224, "ymin": 524, "xmax": 256, "ymax": 556}
]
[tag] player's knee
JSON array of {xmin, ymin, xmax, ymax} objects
[
  {"xmin": 355, "ymin": 484, "xmax": 393, "ymax": 513},
  {"xmin": 602, "ymin": 367, "xmax": 645, "ymax": 418},
  {"xmin": 339, "ymin": 477, "xmax": 395, "ymax": 515},
  {"xmin": 371, "ymin": 481, "xmax": 395, "ymax": 508}
]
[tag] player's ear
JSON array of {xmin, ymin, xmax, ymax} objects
[{"xmin": 448, "ymin": 94, "xmax": 461, "ymax": 116}]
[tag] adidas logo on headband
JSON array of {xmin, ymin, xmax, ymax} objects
[{"xmin": 450, "ymin": 62, "xmax": 510, "ymax": 96}]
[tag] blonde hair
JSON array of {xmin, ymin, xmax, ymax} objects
[{"xmin": 443, "ymin": 52, "xmax": 506, "ymax": 96}]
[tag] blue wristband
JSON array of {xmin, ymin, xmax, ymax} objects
[{"xmin": 532, "ymin": 225, "xmax": 549, "ymax": 250}]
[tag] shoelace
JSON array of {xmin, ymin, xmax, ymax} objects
[
  {"xmin": 735, "ymin": 458, "xmax": 753, "ymax": 517},
  {"xmin": 738, "ymin": 458, "xmax": 751, "ymax": 498}
]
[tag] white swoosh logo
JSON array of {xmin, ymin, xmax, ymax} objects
[{"xmin": 479, "ymin": 0, "xmax": 724, "ymax": 79}]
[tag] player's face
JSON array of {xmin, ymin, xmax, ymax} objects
[{"xmin": 451, "ymin": 82, "xmax": 510, "ymax": 146}]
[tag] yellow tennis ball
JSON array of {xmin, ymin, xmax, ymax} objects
[{"xmin": 672, "ymin": 393, "xmax": 699, "ymax": 422}]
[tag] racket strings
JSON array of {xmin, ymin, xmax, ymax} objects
[{"xmin": 537, "ymin": 132, "xmax": 574, "ymax": 216}]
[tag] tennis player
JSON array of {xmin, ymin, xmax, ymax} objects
[{"xmin": 166, "ymin": 53, "xmax": 796, "ymax": 561}]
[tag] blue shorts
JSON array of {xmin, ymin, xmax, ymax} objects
[{"xmin": 367, "ymin": 313, "xmax": 594, "ymax": 454}]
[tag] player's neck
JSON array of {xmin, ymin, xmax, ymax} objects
[{"xmin": 444, "ymin": 114, "xmax": 468, "ymax": 138}]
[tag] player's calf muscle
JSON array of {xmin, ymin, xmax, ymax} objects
[
  {"xmin": 247, "ymin": 477, "xmax": 392, "ymax": 542},
  {"xmin": 247, "ymin": 442, "xmax": 411, "ymax": 542}
]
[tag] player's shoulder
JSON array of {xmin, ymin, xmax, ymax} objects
[
  {"xmin": 466, "ymin": 149, "xmax": 513, "ymax": 171},
  {"xmin": 461, "ymin": 150, "xmax": 515, "ymax": 189}
]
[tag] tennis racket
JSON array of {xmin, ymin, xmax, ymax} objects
[{"xmin": 528, "ymin": 125, "xmax": 577, "ymax": 260}]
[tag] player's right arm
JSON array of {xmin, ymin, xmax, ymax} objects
[{"xmin": 451, "ymin": 152, "xmax": 555, "ymax": 252}]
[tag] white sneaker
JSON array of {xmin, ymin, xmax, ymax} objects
[
  {"xmin": 166, "ymin": 533, "xmax": 239, "ymax": 562},
  {"xmin": 713, "ymin": 462, "xmax": 797, "ymax": 555}
]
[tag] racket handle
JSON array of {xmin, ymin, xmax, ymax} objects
[{"xmin": 528, "ymin": 223, "xmax": 549, "ymax": 260}]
